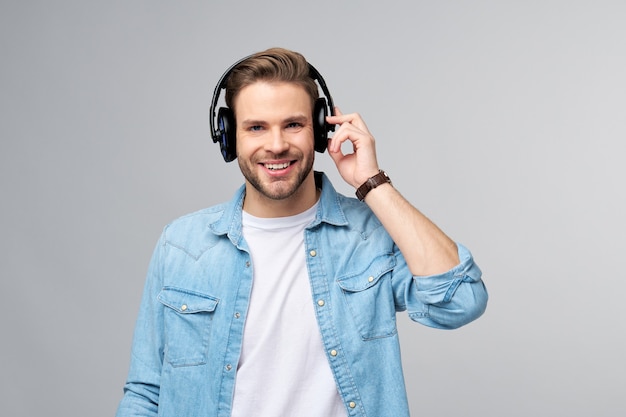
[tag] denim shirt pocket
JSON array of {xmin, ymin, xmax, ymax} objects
[
  {"xmin": 336, "ymin": 253, "xmax": 397, "ymax": 340},
  {"xmin": 157, "ymin": 287, "xmax": 219, "ymax": 367}
]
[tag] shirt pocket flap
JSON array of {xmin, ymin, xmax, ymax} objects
[
  {"xmin": 336, "ymin": 254, "xmax": 396, "ymax": 292},
  {"xmin": 157, "ymin": 286, "xmax": 219, "ymax": 314}
]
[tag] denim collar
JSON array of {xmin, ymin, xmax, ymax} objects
[{"xmin": 209, "ymin": 171, "xmax": 349, "ymax": 246}]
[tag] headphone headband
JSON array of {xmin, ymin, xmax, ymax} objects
[{"xmin": 209, "ymin": 53, "xmax": 335, "ymax": 162}]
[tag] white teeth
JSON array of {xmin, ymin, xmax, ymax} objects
[{"xmin": 265, "ymin": 162, "xmax": 290, "ymax": 170}]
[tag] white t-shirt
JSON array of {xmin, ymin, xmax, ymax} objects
[{"xmin": 232, "ymin": 203, "xmax": 346, "ymax": 417}]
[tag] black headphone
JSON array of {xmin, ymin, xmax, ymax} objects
[{"xmin": 209, "ymin": 54, "xmax": 336, "ymax": 162}]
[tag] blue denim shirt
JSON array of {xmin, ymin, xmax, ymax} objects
[{"xmin": 116, "ymin": 172, "xmax": 488, "ymax": 417}]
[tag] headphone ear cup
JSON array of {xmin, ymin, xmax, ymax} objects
[
  {"xmin": 217, "ymin": 107, "xmax": 237, "ymax": 162},
  {"xmin": 313, "ymin": 98, "xmax": 328, "ymax": 153}
]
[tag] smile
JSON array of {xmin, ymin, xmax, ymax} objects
[{"xmin": 264, "ymin": 162, "xmax": 292, "ymax": 170}]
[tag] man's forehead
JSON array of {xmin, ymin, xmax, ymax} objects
[{"xmin": 234, "ymin": 81, "xmax": 314, "ymax": 118}]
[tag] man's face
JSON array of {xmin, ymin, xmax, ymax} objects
[{"xmin": 234, "ymin": 81, "xmax": 315, "ymax": 205}]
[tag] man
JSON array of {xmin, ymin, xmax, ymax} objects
[{"xmin": 116, "ymin": 47, "xmax": 488, "ymax": 417}]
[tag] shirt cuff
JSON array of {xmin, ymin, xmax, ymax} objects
[{"xmin": 413, "ymin": 243, "xmax": 483, "ymax": 305}]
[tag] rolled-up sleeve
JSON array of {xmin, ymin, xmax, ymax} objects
[{"xmin": 406, "ymin": 243, "xmax": 488, "ymax": 329}]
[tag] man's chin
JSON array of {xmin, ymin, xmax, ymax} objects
[{"xmin": 256, "ymin": 181, "xmax": 299, "ymax": 201}]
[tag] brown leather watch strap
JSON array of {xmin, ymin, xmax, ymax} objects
[{"xmin": 355, "ymin": 170, "xmax": 391, "ymax": 201}]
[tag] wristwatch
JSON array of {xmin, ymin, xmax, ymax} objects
[{"xmin": 355, "ymin": 170, "xmax": 391, "ymax": 201}]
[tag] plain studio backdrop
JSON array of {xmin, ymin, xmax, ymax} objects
[{"xmin": 1, "ymin": 1, "xmax": 624, "ymax": 416}]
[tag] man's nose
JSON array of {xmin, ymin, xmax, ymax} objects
[{"xmin": 266, "ymin": 128, "xmax": 289, "ymax": 154}]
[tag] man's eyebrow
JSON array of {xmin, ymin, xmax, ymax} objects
[
  {"xmin": 240, "ymin": 119, "xmax": 266, "ymax": 127},
  {"xmin": 240, "ymin": 114, "xmax": 309, "ymax": 126},
  {"xmin": 284, "ymin": 115, "xmax": 308, "ymax": 123}
]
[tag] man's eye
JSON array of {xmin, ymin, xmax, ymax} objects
[
  {"xmin": 249, "ymin": 125, "xmax": 263, "ymax": 131},
  {"xmin": 286, "ymin": 122, "xmax": 303, "ymax": 129}
]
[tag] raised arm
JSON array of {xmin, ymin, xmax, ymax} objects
[{"xmin": 326, "ymin": 108, "xmax": 459, "ymax": 276}]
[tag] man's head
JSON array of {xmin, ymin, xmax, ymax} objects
[
  {"xmin": 209, "ymin": 48, "xmax": 333, "ymax": 216},
  {"xmin": 234, "ymin": 79, "xmax": 317, "ymax": 215}
]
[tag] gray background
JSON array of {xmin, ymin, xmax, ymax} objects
[{"xmin": 1, "ymin": 1, "xmax": 624, "ymax": 416}]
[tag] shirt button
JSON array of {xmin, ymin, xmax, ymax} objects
[
  {"xmin": 225, "ymin": 364, "xmax": 232, "ymax": 371},
  {"xmin": 368, "ymin": 276, "xmax": 374, "ymax": 283},
  {"xmin": 317, "ymin": 300, "xmax": 325, "ymax": 307},
  {"xmin": 330, "ymin": 349, "xmax": 337, "ymax": 357},
  {"xmin": 234, "ymin": 312, "xmax": 241, "ymax": 319},
  {"xmin": 181, "ymin": 304, "xmax": 188, "ymax": 311},
  {"xmin": 349, "ymin": 401, "xmax": 356, "ymax": 408},
  {"xmin": 245, "ymin": 261, "xmax": 250, "ymax": 267},
  {"xmin": 309, "ymin": 250, "xmax": 317, "ymax": 257}
]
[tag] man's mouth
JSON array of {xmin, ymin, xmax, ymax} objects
[{"xmin": 264, "ymin": 162, "xmax": 292, "ymax": 171}]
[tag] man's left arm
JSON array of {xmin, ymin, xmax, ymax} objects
[
  {"xmin": 327, "ymin": 109, "xmax": 460, "ymax": 276},
  {"xmin": 327, "ymin": 109, "xmax": 487, "ymax": 327}
]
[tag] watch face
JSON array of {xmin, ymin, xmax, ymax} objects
[{"xmin": 356, "ymin": 170, "xmax": 390, "ymax": 200}]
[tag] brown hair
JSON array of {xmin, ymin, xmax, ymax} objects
[{"xmin": 224, "ymin": 47, "xmax": 319, "ymax": 112}]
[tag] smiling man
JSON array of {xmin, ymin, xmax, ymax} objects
[
  {"xmin": 235, "ymin": 81, "xmax": 318, "ymax": 215},
  {"xmin": 116, "ymin": 47, "xmax": 488, "ymax": 417}
]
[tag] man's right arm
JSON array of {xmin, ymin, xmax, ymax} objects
[{"xmin": 116, "ymin": 235, "xmax": 166, "ymax": 417}]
